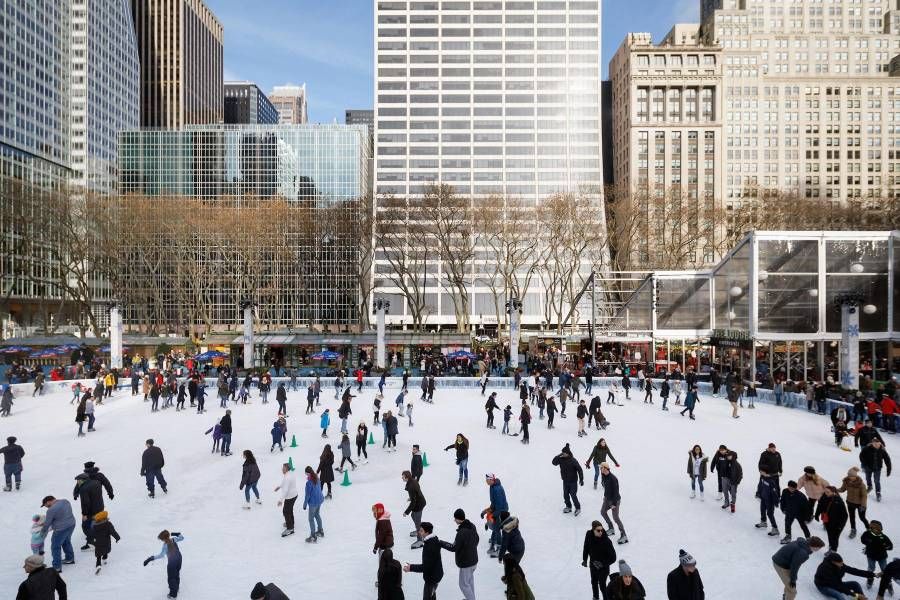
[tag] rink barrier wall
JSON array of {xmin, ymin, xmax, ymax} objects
[{"xmin": 12, "ymin": 376, "xmax": 857, "ymax": 417}]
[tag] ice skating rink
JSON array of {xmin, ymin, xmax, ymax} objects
[{"xmin": 1, "ymin": 382, "xmax": 895, "ymax": 599}]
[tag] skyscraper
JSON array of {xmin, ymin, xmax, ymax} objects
[
  {"xmin": 345, "ymin": 109, "xmax": 375, "ymax": 137},
  {"xmin": 70, "ymin": 0, "xmax": 140, "ymax": 191},
  {"xmin": 225, "ymin": 82, "xmax": 279, "ymax": 124},
  {"xmin": 270, "ymin": 84, "xmax": 309, "ymax": 124},
  {"xmin": 374, "ymin": 0, "xmax": 605, "ymax": 327},
  {"xmin": 131, "ymin": 0, "xmax": 224, "ymax": 128}
]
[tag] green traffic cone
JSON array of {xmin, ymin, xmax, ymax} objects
[
  {"xmin": 340, "ymin": 469, "xmax": 352, "ymax": 486},
  {"xmin": 422, "ymin": 452, "xmax": 429, "ymax": 467},
  {"xmin": 368, "ymin": 431, "xmax": 375, "ymax": 445},
  {"xmin": 287, "ymin": 457, "xmax": 295, "ymax": 471},
  {"xmin": 290, "ymin": 434, "xmax": 298, "ymax": 448}
]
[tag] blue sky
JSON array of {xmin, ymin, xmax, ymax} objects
[{"xmin": 208, "ymin": 0, "xmax": 699, "ymax": 123}]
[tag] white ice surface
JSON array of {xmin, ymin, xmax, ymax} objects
[{"xmin": 0, "ymin": 383, "xmax": 896, "ymax": 599}]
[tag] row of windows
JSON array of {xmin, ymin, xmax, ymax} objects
[
  {"xmin": 379, "ymin": 39, "xmax": 597, "ymax": 50},
  {"xmin": 378, "ymin": 27, "xmax": 597, "ymax": 37},
  {"xmin": 378, "ymin": 12, "xmax": 597, "ymax": 23},
  {"xmin": 377, "ymin": 1, "xmax": 598, "ymax": 10}
]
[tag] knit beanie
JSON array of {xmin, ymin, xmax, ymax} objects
[
  {"xmin": 679, "ymin": 549, "xmax": 696, "ymax": 566},
  {"xmin": 618, "ymin": 560, "xmax": 633, "ymax": 577},
  {"xmin": 7, "ymin": 436, "xmax": 16, "ymax": 444},
  {"xmin": 24, "ymin": 555, "xmax": 44, "ymax": 569},
  {"xmin": 250, "ymin": 582, "xmax": 267, "ymax": 599},
  {"xmin": 561, "ymin": 443, "xmax": 571, "ymax": 455},
  {"xmin": 454, "ymin": 508, "xmax": 466, "ymax": 521},
  {"xmin": 93, "ymin": 511, "xmax": 108, "ymax": 522}
]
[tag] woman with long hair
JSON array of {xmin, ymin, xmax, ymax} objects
[
  {"xmin": 687, "ymin": 444, "xmax": 708, "ymax": 500},
  {"xmin": 502, "ymin": 554, "xmax": 534, "ymax": 599},
  {"xmin": 317, "ymin": 444, "xmax": 335, "ymax": 499},
  {"xmin": 377, "ymin": 548, "xmax": 404, "ymax": 600},
  {"xmin": 303, "ymin": 466, "xmax": 324, "ymax": 543},
  {"xmin": 240, "ymin": 450, "xmax": 262, "ymax": 508}
]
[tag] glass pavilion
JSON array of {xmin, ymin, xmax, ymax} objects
[{"xmin": 611, "ymin": 231, "xmax": 900, "ymax": 384}]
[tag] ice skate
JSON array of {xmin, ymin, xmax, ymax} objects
[
  {"xmin": 316, "ymin": 529, "xmax": 324, "ymax": 538},
  {"xmin": 768, "ymin": 527, "xmax": 779, "ymax": 536},
  {"xmin": 690, "ymin": 490, "xmax": 696, "ymax": 499},
  {"xmin": 849, "ymin": 528, "xmax": 857, "ymax": 539},
  {"xmin": 281, "ymin": 529, "xmax": 294, "ymax": 537},
  {"xmin": 755, "ymin": 521, "xmax": 767, "ymax": 528},
  {"xmin": 305, "ymin": 535, "xmax": 317, "ymax": 543},
  {"xmin": 574, "ymin": 508, "xmax": 581, "ymax": 516},
  {"xmin": 411, "ymin": 540, "xmax": 424, "ymax": 549},
  {"xmin": 562, "ymin": 506, "xmax": 572, "ymax": 514},
  {"xmin": 780, "ymin": 534, "xmax": 791, "ymax": 544},
  {"xmin": 617, "ymin": 534, "xmax": 628, "ymax": 545}
]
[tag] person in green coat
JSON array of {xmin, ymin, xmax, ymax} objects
[{"xmin": 502, "ymin": 554, "xmax": 535, "ymax": 600}]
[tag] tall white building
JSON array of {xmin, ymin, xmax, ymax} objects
[
  {"xmin": 70, "ymin": 0, "xmax": 140, "ymax": 191},
  {"xmin": 698, "ymin": 0, "xmax": 900, "ymax": 206},
  {"xmin": 270, "ymin": 84, "xmax": 309, "ymax": 124},
  {"xmin": 374, "ymin": 0, "xmax": 605, "ymax": 327}
]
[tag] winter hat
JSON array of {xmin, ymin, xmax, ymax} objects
[
  {"xmin": 24, "ymin": 555, "xmax": 44, "ymax": 569},
  {"xmin": 485, "ymin": 473, "xmax": 496, "ymax": 481},
  {"xmin": 803, "ymin": 466, "xmax": 816, "ymax": 475},
  {"xmin": 453, "ymin": 508, "xmax": 466, "ymax": 521},
  {"xmin": 40, "ymin": 496, "xmax": 55, "ymax": 507},
  {"xmin": 848, "ymin": 466, "xmax": 860, "ymax": 476},
  {"xmin": 250, "ymin": 582, "xmax": 267, "ymax": 599},
  {"xmin": 768, "ymin": 442, "xmax": 776, "ymax": 449},
  {"xmin": 84, "ymin": 461, "xmax": 95, "ymax": 470},
  {"xmin": 7, "ymin": 436, "xmax": 16, "ymax": 444},
  {"xmin": 679, "ymin": 549, "xmax": 696, "ymax": 566},
  {"xmin": 828, "ymin": 553, "xmax": 844, "ymax": 563},
  {"xmin": 499, "ymin": 510, "xmax": 511, "ymax": 522},
  {"xmin": 93, "ymin": 511, "xmax": 108, "ymax": 522},
  {"xmin": 618, "ymin": 560, "xmax": 633, "ymax": 577},
  {"xmin": 31, "ymin": 514, "xmax": 42, "ymax": 523},
  {"xmin": 372, "ymin": 503, "xmax": 385, "ymax": 518}
]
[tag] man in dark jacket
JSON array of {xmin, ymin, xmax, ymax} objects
[
  {"xmin": 709, "ymin": 445, "xmax": 729, "ymax": 501},
  {"xmin": 16, "ymin": 554, "xmax": 67, "ymax": 600},
  {"xmin": 404, "ymin": 522, "xmax": 443, "ymax": 600},
  {"xmin": 220, "ymin": 410, "xmax": 233, "ymax": 456},
  {"xmin": 402, "ymin": 470, "xmax": 427, "ymax": 549},
  {"xmin": 758, "ymin": 443, "xmax": 783, "ymax": 488},
  {"xmin": 771, "ymin": 536, "xmax": 825, "ymax": 600},
  {"xmin": 80, "ymin": 461, "xmax": 114, "ymax": 500},
  {"xmin": 860, "ymin": 439, "xmax": 892, "ymax": 501},
  {"xmin": 855, "ymin": 419, "xmax": 885, "ymax": 448},
  {"xmin": 552, "ymin": 443, "xmax": 584, "ymax": 515},
  {"xmin": 583, "ymin": 520, "xmax": 616, "ymax": 600},
  {"xmin": 779, "ymin": 480, "xmax": 811, "ymax": 542},
  {"xmin": 2, "ymin": 435, "xmax": 25, "ymax": 491},
  {"xmin": 140, "ymin": 439, "xmax": 167, "ymax": 498},
  {"xmin": 666, "ymin": 549, "xmax": 704, "ymax": 600},
  {"xmin": 877, "ymin": 557, "xmax": 900, "ymax": 598},
  {"xmin": 600, "ymin": 465, "xmax": 627, "ymax": 544},
  {"xmin": 813, "ymin": 552, "xmax": 874, "ymax": 598},
  {"xmin": 73, "ymin": 474, "xmax": 103, "ymax": 550},
  {"xmin": 439, "ymin": 509, "xmax": 479, "ymax": 600},
  {"xmin": 250, "ymin": 581, "xmax": 290, "ymax": 600},
  {"xmin": 410, "ymin": 445, "xmax": 424, "ymax": 482}
]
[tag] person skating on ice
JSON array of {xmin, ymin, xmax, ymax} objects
[
  {"xmin": 403, "ymin": 522, "xmax": 443, "ymax": 600},
  {"xmin": 438, "ymin": 508, "xmax": 479, "ymax": 600},
  {"xmin": 679, "ymin": 386, "xmax": 699, "ymax": 420},
  {"xmin": 815, "ymin": 485, "xmax": 849, "ymax": 552},
  {"xmin": 552, "ymin": 443, "xmax": 584, "ymax": 515},
  {"xmin": 274, "ymin": 462, "xmax": 298, "ymax": 538},
  {"xmin": 813, "ymin": 551, "xmax": 876, "ymax": 599},
  {"xmin": 720, "ymin": 450, "xmax": 742, "ymax": 513},
  {"xmin": 838, "ymin": 466, "xmax": 869, "ymax": 538},
  {"xmin": 142, "ymin": 530, "xmax": 184, "ymax": 599},
  {"xmin": 402, "ymin": 470, "xmax": 427, "ymax": 550},
  {"xmin": 481, "ymin": 474, "xmax": 508, "ymax": 558},
  {"xmin": 302, "ymin": 466, "xmax": 325, "ymax": 543},
  {"xmin": 797, "ymin": 465, "xmax": 829, "ymax": 519},
  {"xmin": 606, "ymin": 559, "xmax": 645, "ymax": 600},
  {"xmin": 861, "ymin": 520, "xmax": 893, "ymax": 590},
  {"xmin": 779, "ymin": 480, "xmax": 811, "ymax": 543},
  {"xmin": 316, "ymin": 444, "xmax": 335, "ymax": 499},
  {"xmin": 771, "ymin": 535, "xmax": 825, "ymax": 600},
  {"xmin": 666, "ymin": 549, "xmax": 704, "ymax": 600},
  {"xmin": 755, "ymin": 472, "xmax": 780, "ymax": 537},
  {"xmin": 444, "ymin": 433, "xmax": 470, "ymax": 486},
  {"xmin": 337, "ymin": 433, "xmax": 357, "ymax": 472},
  {"xmin": 410, "ymin": 444, "xmax": 423, "ymax": 482},
  {"xmin": 89, "ymin": 510, "xmax": 120, "ymax": 574},
  {"xmin": 140, "ymin": 439, "xmax": 167, "ymax": 498},
  {"xmin": 687, "ymin": 445, "xmax": 708, "ymax": 501},
  {"xmin": 585, "ymin": 438, "xmax": 619, "ymax": 490},
  {"xmin": 582, "ymin": 520, "xmax": 616, "ymax": 600},
  {"xmin": 356, "ymin": 422, "xmax": 369, "ymax": 462},
  {"xmin": 485, "ymin": 392, "xmax": 499, "ymax": 429},
  {"xmin": 599, "ymin": 463, "xmax": 628, "ymax": 545}
]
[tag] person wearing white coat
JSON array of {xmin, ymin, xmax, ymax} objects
[{"xmin": 274, "ymin": 463, "xmax": 299, "ymax": 537}]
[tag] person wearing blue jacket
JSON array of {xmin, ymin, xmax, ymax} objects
[
  {"xmin": 302, "ymin": 466, "xmax": 324, "ymax": 543},
  {"xmin": 756, "ymin": 474, "xmax": 780, "ymax": 536},
  {"xmin": 320, "ymin": 409, "xmax": 330, "ymax": 438},
  {"xmin": 270, "ymin": 420, "xmax": 285, "ymax": 452},
  {"xmin": 680, "ymin": 386, "xmax": 699, "ymax": 420},
  {"xmin": 40, "ymin": 496, "xmax": 77, "ymax": 572},
  {"xmin": 481, "ymin": 474, "xmax": 508, "ymax": 558},
  {"xmin": 771, "ymin": 536, "xmax": 825, "ymax": 600},
  {"xmin": 143, "ymin": 530, "xmax": 184, "ymax": 598}
]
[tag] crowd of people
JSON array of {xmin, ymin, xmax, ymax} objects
[{"xmin": 4, "ymin": 353, "xmax": 900, "ymax": 600}]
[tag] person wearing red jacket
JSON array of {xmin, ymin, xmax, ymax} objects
[
  {"xmin": 867, "ymin": 399, "xmax": 883, "ymax": 428},
  {"xmin": 881, "ymin": 396, "xmax": 897, "ymax": 433}
]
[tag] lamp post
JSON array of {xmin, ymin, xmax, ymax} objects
[
  {"xmin": 107, "ymin": 300, "xmax": 123, "ymax": 370},
  {"xmin": 505, "ymin": 297, "xmax": 523, "ymax": 369},
  {"xmin": 833, "ymin": 291, "xmax": 873, "ymax": 390},
  {"xmin": 240, "ymin": 299, "xmax": 255, "ymax": 370},
  {"xmin": 374, "ymin": 298, "xmax": 390, "ymax": 369}
]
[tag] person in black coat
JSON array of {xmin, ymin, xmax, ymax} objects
[
  {"xmin": 219, "ymin": 411, "xmax": 233, "ymax": 456},
  {"xmin": 439, "ymin": 509, "xmax": 479, "ymax": 600},
  {"xmin": 140, "ymin": 439, "xmax": 167, "ymax": 498},
  {"xmin": 485, "ymin": 393, "xmax": 499, "ymax": 429},
  {"xmin": 404, "ymin": 522, "xmax": 443, "ymax": 600},
  {"xmin": 402, "ymin": 471, "xmax": 427, "ymax": 548},
  {"xmin": 583, "ymin": 521, "xmax": 616, "ymax": 600},
  {"xmin": 81, "ymin": 461, "xmax": 114, "ymax": 500},
  {"xmin": 552, "ymin": 443, "xmax": 584, "ymax": 515},
  {"xmin": 813, "ymin": 552, "xmax": 874, "ymax": 598},
  {"xmin": 758, "ymin": 443, "xmax": 783, "ymax": 488},
  {"xmin": 815, "ymin": 486, "xmax": 849, "ymax": 551},
  {"xmin": 666, "ymin": 549, "xmax": 704, "ymax": 600},
  {"xmin": 779, "ymin": 481, "xmax": 811, "ymax": 542},
  {"xmin": 276, "ymin": 383, "xmax": 288, "ymax": 416},
  {"xmin": 859, "ymin": 439, "xmax": 892, "ymax": 500},
  {"xmin": 90, "ymin": 511, "xmax": 121, "ymax": 572},
  {"xmin": 73, "ymin": 473, "xmax": 104, "ymax": 550},
  {"xmin": 16, "ymin": 555, "xmax": 67, "ymax": 600},
  {"xmin": 377, "ymin": 549, "xmax": 405, "ymax": 600},
  {"xmin": 250, "ymin": 581, "xmax": 290, "ymax": 600},
  {"xmin": 410, "ymin": 445, "xmax": 424, "ymax": 482},
  {"xmin": 855, "ymin": 419, "xmax": 885, "ymax": 448}
]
